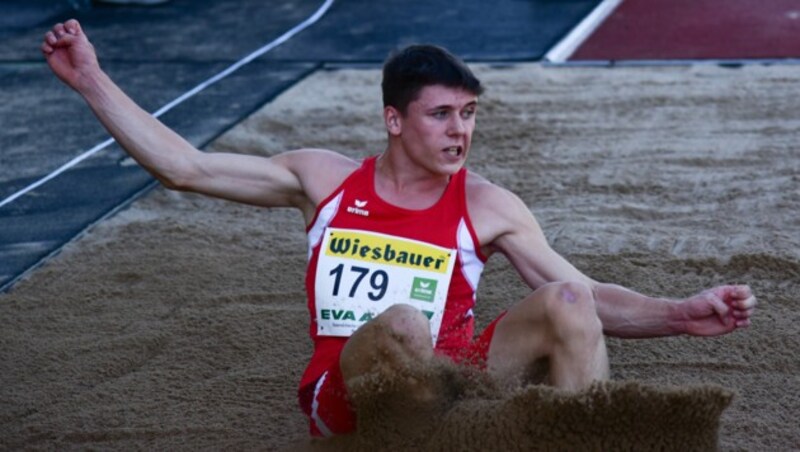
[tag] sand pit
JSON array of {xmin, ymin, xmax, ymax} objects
[
  {"xmin": 1, "ymin": 64, "xmax": 798, "ymax": 450},
  {"xmin": 299, "ymin": 360, "xmax": 733, "ymax": 451}
]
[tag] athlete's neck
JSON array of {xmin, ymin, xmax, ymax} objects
[{"xmin": 374, "ymin": 151, "xmax": 451, "ymax": 210}]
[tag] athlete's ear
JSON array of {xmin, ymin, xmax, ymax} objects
[{"xmin": 384, "ymin": 106, "xmax": 402, "ymax": 136}]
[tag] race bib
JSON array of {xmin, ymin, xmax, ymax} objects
[{"xmin": 314, "ymin": 228, "xmax": 456, "ymax": 344}]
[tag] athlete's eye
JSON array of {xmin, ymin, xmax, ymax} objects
[
  {"xmin": 461, "ymin": 108, "xmax": 475, "ymax": 119},
  {"xmin": 432, "ymin": 110, "xmax": 448, "ymax": 119}
]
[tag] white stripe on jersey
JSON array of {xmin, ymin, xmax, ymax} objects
[
  {"xmin": 457, "ymin": 217, "xmax": 484, "ymax": 297},
  {"xmin": 307, "ymin": 191, "xmax": 344, "ymax": 260},
  {"xmin": 311, "ymin": 371, "xmax": 334, "ymax": 437}
]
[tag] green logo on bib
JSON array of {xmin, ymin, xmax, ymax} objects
[{"xmin": 410, "ymin": 277, "xmax": 437, "ymax": 302}]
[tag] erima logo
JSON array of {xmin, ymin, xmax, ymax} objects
[{"xmin": 347, "ymin": 199, "xmax": 370, "ymax": 216}]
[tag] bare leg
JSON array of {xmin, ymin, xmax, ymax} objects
[
  {"xmin": 487, "ymin": 281, "xmax": 609, "ymax": 390},
  {"xmin": 340, "ymin": 304, "xmax": 435, "ymax": 395}
]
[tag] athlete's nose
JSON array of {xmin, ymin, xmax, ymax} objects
[{"xmin": 448, "ymin": 115, "xmax": 466, "ymax": 136}]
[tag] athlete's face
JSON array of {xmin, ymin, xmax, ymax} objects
[{"xmin": 388, "ymin": 84, "xmax": 478, "ymax": 175}]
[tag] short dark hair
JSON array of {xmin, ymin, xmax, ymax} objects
[{"xmin": 381, "ymin": 44, "xmax": 483, "ymax": 115}]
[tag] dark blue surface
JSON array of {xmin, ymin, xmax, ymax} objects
[
  {"xmin": 0, "ymin": 0, "xmax": 600, "ymax": 292},
  {"xmin": 0, "ymin": 59, "xmax": 318, "ymax": 291},
  {"xmin": 0, "ymin": 0, "xmax": 72, "ymax": 39},
  {"xmin": 267, "ymin": 0, "xmax": 601, "ymax": 62}
]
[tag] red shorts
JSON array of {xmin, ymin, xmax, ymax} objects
[{"xmin": 298, "ymin": 313, "xmax": 506, "ymax": 437}]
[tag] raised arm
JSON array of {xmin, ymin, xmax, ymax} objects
[
  {"xmin": 468, "ymin": 177, "xmax": 756, "ymax": 339},
  {"xmin": 41, "ymin": 20, "xmax": 353, "ymax": 219}
]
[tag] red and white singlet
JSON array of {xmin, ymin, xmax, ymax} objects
[{"xmin": 299, "ymin": 156, "xmax": 486, "ymax": 391}]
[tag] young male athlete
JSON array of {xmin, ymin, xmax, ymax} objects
[{"xmin": 42, "ymin": 20, "xmax": 757, "ymax": 437}]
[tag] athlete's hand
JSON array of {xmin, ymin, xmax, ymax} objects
[
  {"xmin": 41, "ymin": 19, "xmax": 100, "ymax": 91},
  {"xmin": 679, "ymin": 285, "xmax": 756, "ymax": 336}
]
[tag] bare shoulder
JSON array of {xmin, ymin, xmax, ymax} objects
[
  {"xmin": 278, "ymin": 148, "xmax": 359, "ymax": 174},
  {"xmin": 465, "ymin": 172, "xmax": 530, "ymax": 221},
  {"xmin": 277, "ymin": 148, "xmax": 360, "ymax": 204},
  {"xmin": 465, "ymin": 172, "xmax": 536, "ymax": 249}
]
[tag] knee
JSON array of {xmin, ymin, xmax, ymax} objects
[
  {"xmin": 341, "ymin": 304, "xmax": 433, "ymax": 381},
  {"xmin": 381, "ymin": 303, "xmax": 430, "ymax": 326},
  {"xmin": 541, "ymin": 282, "xmax": 603, "ymax": 342},
  {"xmin": 543, "ymin": 281, "xmax": 595, "ymax": 310},
  {"xmin": 374, "ymin": 304, "xmax": 432, "ymax": 349},
  {"xmin": 350, "ymin": 304, "xmax": 432, "ymax": 360}
]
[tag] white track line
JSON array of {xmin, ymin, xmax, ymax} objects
[
  {"xmin": 544, "ymin": 0, "xmax": 622, "ymax": 63},
  {"xmin": 0, "ymin": 0, "xmax": 335, "ymax": 209}
]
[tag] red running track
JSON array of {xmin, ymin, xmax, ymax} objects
[{"xmin": 571, "ymin": 0, "xmax": 800, "ymax": 61}]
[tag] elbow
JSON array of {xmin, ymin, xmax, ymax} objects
[
  {"xmin": 152, "ymin": 154, "xmax": 203, "ymax": 192},
  {"xmin": 157, "ymin": 173, "xmax": 186, "ymax": 191},
  {"xmin": 144, "ymin": 164, "xmax": 185, "ymax": 190},
  {"xmin": 158, "ymin": 172, "xmax": 195, "ymax": 192}
]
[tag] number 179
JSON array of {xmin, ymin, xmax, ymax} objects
[{"xmin": 329, "ymin": 264, "xmax": 388, "ymax": 301}]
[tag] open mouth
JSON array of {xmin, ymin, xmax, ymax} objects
[{"xmin": 443, "ymin": 146, "xmax": 463, "ymax": 157}]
